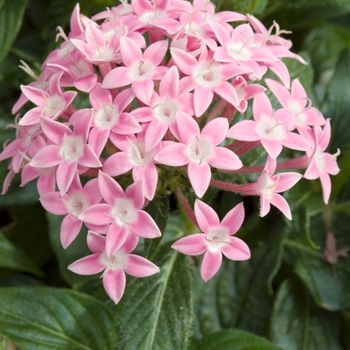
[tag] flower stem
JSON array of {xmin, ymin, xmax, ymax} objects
[{"xmin": 175, "ymin": 187, "xmax": 198, "ymax": 228}]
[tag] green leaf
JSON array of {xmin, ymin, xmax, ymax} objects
[
  {"xmin": 195, "ymin": 217, "xmax": 287, "ymax": 337},
  {"xmin": 0, "ymin": 231, "xmax": 43, "ymax": 277},
  {"xmin": 270, "ymin": 278, "xmax": 343, "ymax": 350},
  {"xmin": 114, "ymin": 241, "xmax": 193, "ymax": 349},
  {"xmin": 212, "ymin": 0, "xmax": 267, "ymax": 14},
  {"xmin": 190, "ymin": 329, "xmax": 283, "ymax": 350},
  {"xmin": 46, "ymin": 213, "xmax": 91, "ymax": 287},
  {"xmin": 285, "ymin": 213, "xmax": 350, "ymax": 311},
  {"xmin": 0, "ymin": 0, "xmax": 28, "ymax": 63},
  {"xmin": 0, "ymin": 287, "xmax": 117, "ymax": 350}
]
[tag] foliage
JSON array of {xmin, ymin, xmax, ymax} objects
[{"xmin": 0, "ymin": 0, "xmax": 350, "ymax": 349}]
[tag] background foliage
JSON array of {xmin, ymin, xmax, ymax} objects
[{"xmin": 0, "ymin": 0, "xmax": 350, "ymax": 349}]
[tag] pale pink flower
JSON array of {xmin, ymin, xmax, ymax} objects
[
  {"xmin": 154, "ymin": 114, "xmax": 242, "ymax": 198},
  {"xmin": 256, "ymin": 156, "xmax": 302, "ymax": 220},
  {"xmin": 227, "ymin": 92, "xmax": 311, "ymax": 159},
  {"xmin": 68, "ymin": 231, "xmax": 159, "ymax": 304},
  {"xmin": 172, "ymin": 200, "xmax": 250, "ymax": 282},
  {"xmin": 171, "ymin": 46, "xmax": 248, "ymax": 116},
  {"xmin": 19, "ymin": 72, "xmax": 77, "ymax": 126},
  {"xmin": 303, "ymin": 120, "xmax": 340, "ymax": 204},
  {"xmin": 102, "ymin": 36, "xmax": 168, "ymax": 104},
  {"xmin": 103, "ymin": 129, "xmax": 161, "ymax": 201},
  {"xmin": 265, "ymin": 78, "xmax": 325, "ymax": 132},
  {"xmin": 40, "ymin": 175, "xmax": 102, "ymax": 248},
  {"xmin": 79, "ymin": 171, "xmax": 161, "ymax": 257},
  {"xmin": 29, "ymin": 109, "xmax": 101, "ymax": 195}
]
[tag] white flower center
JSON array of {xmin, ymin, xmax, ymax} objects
[
  {"xmin": 194, "ymin": 61, "xmax": 222, "ymax": 87},
  {"xmin": 153, "ymin": 97, "xmax": 179, "ymax": 124},
  {"xmin": 140, "ymin": 9, "xmax": 165, "ymax": 23},
  {"xmin": 66, "ymin": 193, "xmax": 89, "ymax": 218},
  {"xmin": 42, "ymin": 95, "xmax": 66, "ymax": 117},
  {"xmin": 257, "ymin": 117, "xmax": 286, "ymax": 140},
  {"xmin": 93, "ymin": 47, "xmax": 113, "ymax": 61},
  {"xmin": 111, "ymin": 198, "xmax": 136, "ymax": 226},
  {"xmin": 129, "ymin": 61, "xmax": 154, "ymax": 80},
  {"xmin": 315, "ymin": 148, "xmax": 325, "ymax": 171},
  {"xmin": 128, "ymin": 140, "xmax": 153, "ymax": 167},
  {"xmin": 94, "ymin": 104, "xmax": 119, "ymax": 129},
  {"xmin": 257, "ymin": 170, "xmax": 276, "ymax": 200},
  {"xmin": 60, "ymin": 134, "xmax": 84, "ymax": 162},
  {"xmin": 227, "ymin": 44, "xmax": 251, "ymax": 61},
  {"xmin": 187, "ymin": 137, "xmax": 212, "ymax": 163},
  {"xmin": 206, "ymin": 228, "xmax": 228, "ymax": 252},
  {"xmin": 100, "ymin": 250, "xmax": 128, "ymax": 271}
]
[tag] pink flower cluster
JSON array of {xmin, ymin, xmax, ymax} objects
[{"xmin": 0, "ymin": 0, "xmax": 340, "ymax": 303}]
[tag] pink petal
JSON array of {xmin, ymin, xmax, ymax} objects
[
  {"xmin": 89, "ymin": 128, "xmax": 110, "ymax": 157},
  {"xmin": 170, "ymin": 48, "xmax": 197, "ymax": 75},
  {"xmin": 188, "ymin": 161, "xmax": 211, "ymax": 198},
  {"xmin": 253, "ymin": 93, "xmax": 272, "ymax": 121},
  {"xmin": 270, "ymin": 193, "xmax": 292, "ymax": 220},
  {"xmin": 144, "ymin": 120, "xmax": 168, "ymax": 151},
  {"xmin": 79, "ymin": 203, "xmax": 112, "ymax": 225},
  {"xmin": 143, "ymin": 40, "xmax": 168, "ymax": 66},
  {"xmin": 102, "ymin": 67, "xmax": 132, "ymax": 89},
  {"xmin": 221, "ymin": 237, "xmax": 250, "ymax": 261},
  {"xmin": 154, "ymin": 143, "xmax": 188, "ymax": 166},
  {"xmin": 171, "ymin": 234, "xmax": 207, "ymax": 256},
  {"xmin": 213, "ymin": 81, "xmax": 239, "ymax": 107},
  {"xmin": 40, "ymin": 118, "xmax": 71, "ymax": 144},
  {"xmin": 68, "ymin": 254, "xmax": 105, "ymax": 275},
  {"xmin": 125, "ymin": 255, "xmax": 160, "ymax": 277},
  {"xmin": 56, "ymin": 161, "xmax": 77, "ymax": 195},
  {"xmin": 261, "ymin": 139, "xmax": 283, "ymax": 159},
  {"xmin": 221, "ymin": 202, "xmax": 245, "ymax": 236},
  {"xmin": 132, "ymin": 79, "xmax": 154, "ymax": 105},
  {"xmin": 159, "ymin": 65, "xmax": 179, "ymax": 99},
  {"xmin": 274, "ymin": 172, "xmax": 302, "ymax": 193},
  {"xmin": 40, "ymin": 192, "xmax": 67, "ymax": 215},
  {"xmin": 87, "ymin": 231, "xmax": 106, "ymax": 253},
  {"xmin": 200, "ymin": 250, "xmax": 222, "ymax": 282},
  {"xmin": 194, "ymin": 86, "xmax": 213, "ymax": 117},
  {"xmin": 130, "ymin": 210, "xmax": 161, "ymax": 238},
  {"xmin": 80, "ymin": 144, "xmax": 102, "ymax": 168},
  {"xmin": 194, "ymin": 199, "xmax": 220, "ymax": 233},
  {"xmin": 133, "ymin": 163, "xmax": 158, "ymax": 201},
  {"xmin": 265, "ymin": 78, "xmax": 290, "ymax": 108},
  {"xmin": 319, "ymin": 171, "xmax": 331, "ymax": 205},
  {"xmin": 209, "ymin": 147, "xmax": 243, "ymax": 171},
  {"xmin": 111, "ymin": 112, "xmax": 142, "ymax": 135},
  {"xmin": 30, "ymin": 145, "xmax": 61, "ymax": 168},
  {"xmin": 103, "ymin": 152, "xmax": 133, "ymax": 176},
  {"xmin": 106, "ymin": 224, "xmax": 129, "ymax": 257},
  {"xmin": 260, "ymin": 196, "xmax": 271, "ymax": 217},
  {"xmin": 201, "ymin": 118, "xmax": 228, "ymax": 146},
  {"xmin": 102, "ymin": 269, "xmax": 126, "ymax": 304},
  {"xmin": 125, "ymin": 180, "xmax": 145, "ymax": 209},
  {"xmin": 120, "ymin": 36, "xmax": 143, "ymax": 67},
  {"xmin": 60, "ymin": 215, "xmax": 83, "ymax": 249},
  {"xmin": 227, "ymin": 121, "xmax": 259, "ymax": 141},
  {"xmin": 98, "ymin": 171, "xmax": 125, "ymax": 205},
  {"xmin": 177, "ymin": 112, "xmax": 200, "ymax": 144}
]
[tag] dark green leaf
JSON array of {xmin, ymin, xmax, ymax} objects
[
  {"xmin": 0, "ymin": 231, "xmax": 43, "ymax": 277},
  {"xmin": 270, "ymin": 278, "xmax": 343, "ymax": 350},
  {"xmin": 114, "ymin": 242, "xmax": 193, "ymax": 349},
  {"xmin": 190, "ymin": 329, "xmax": 283, "ymax": 350},
  {"xmin": 212, "ymin": 0, "xmax": 268, "ymax": 14},
  {"xmin": 0, "ymin": 0, "xmax": 28, "ymax": 62},
  {"xmin": 0, "ymin": 287, "xmax": 117, "ymax": 350}
]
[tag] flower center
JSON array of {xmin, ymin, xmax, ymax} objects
[
  {"xmin": 257, "ymin": 116, "xmax": 286, "ymax": 140},
  {"xmin": 128, "ymin": 140, "xmax": 153, "ymax": 167},
  {"xmin": 111, "ymin": 198, "xmax": 136, "ymax": 226},
  {"xmin": 94, "ymin": 104, "xmax": 119, "ymax": 129},
  {"xmin": 101, "ymin": 250, "xmax": 128, "ymax": 271},
  {"xmin": 187, "ymin": 136, "xmax": 212, "ymax": 164},
  {"xmin": 42, "ymin": 95, "xmax": 66, "ymax": 117},
  {"xmin": 129, "ymin": 60, "xmax": 154, "ymax": 80},
  {"xmin": 194, "ymin": 61, "xmax": 222, "ymax": 87},
  {"xmin": 206, "ymin": 228, "xmax": 228, "ymax": 251},
  {"xmin": 227, "ymin": 44, "xmax": 251, "ymax": 61},
  {"xmin": 60, "ymin": 134, "xmax": 84, "ymax": 162},
  {"xmin": 66, "ymin": 193, "xmax": 89, "ymax": 218},
  {"xmin": 153, "ymin": 97, "xmax": 179, "ymax": 124}
]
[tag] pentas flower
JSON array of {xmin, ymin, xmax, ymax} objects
[
  {"xmin": 130, "ymin": 65, "xmax": 194, "ymax": 151},
  {"xmin": 79, "ymin": 171, "xmax": 161, "ymax": 257},
  {"xmin": 102, "ymin": 36, "xmax": 168, "ymax": 104},
  {"xmin": 227, "ymin": 92, "xmax": 311, "ymax": 159},
  {"xmin": 29, "ymin": 109, "xmax": 101, "ymax": 195},
  {"xmin": 40, "ymin": 175, "xmax": 102, "ymax": 248},
  {"xmin": 302, "ymin": 119, "xmax": 340, "ymax": 204},
  {"xmin": 171, "ymin": 45, "xmax": 249, "ymax": 116},
  {"xmin": 154, "ymin": 114, "xmax": 242, "ymax": 198},
  {"xmin": 19, "ymin": 72, "xmax": 77, "ymax": 126},
  {"xmin": 103, "ymin": 129, "xmax": 161, "ymax": 201},
  {"xmin": 68, "ymin": 231, "xmax": 159, "ymax": 304},
  {"xmin": 265, "ymin": 78, "xmax": 325, "ymax": 132},
  {"xmin": 88, "ymin": 84, "xmax": 141, "ymax": 156},
  {"xmin": 172, "ymin": 200, "xmax": 250, "ymax": 282}
]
